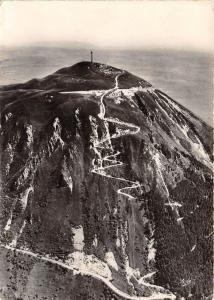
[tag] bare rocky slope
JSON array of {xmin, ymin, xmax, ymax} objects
[{"xmin": 0, "ymin": 61, "xmax": 213, "ymax": 300}]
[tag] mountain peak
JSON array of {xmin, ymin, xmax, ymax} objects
[
  {"xmin": 0, "ymin": 61, "xmax": 151, "ymax": 92},
  {"xmin": 54, "ymin": 61, "xmax": 121, "ymax": 75},
  {"xmin": 0, "ymin": 61, "xmax": 213, "ymax": 300}
]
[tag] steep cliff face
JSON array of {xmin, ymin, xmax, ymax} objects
[{"xmin": 0, "ymin": 62, "xmax": 213, "ymax": 300}]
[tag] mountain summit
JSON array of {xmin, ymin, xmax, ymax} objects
[
  {"xmin": 0, "ymin": 62, "xmax": 213, "ymax": 300},
  {"xmin": 1, "ymin": 61, "xmax": 151, "ymax": 92}
]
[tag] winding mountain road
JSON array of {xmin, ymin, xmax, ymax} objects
[{"xmin": 91, "ymin": 71, "xmax": 142, "ymax": 199}]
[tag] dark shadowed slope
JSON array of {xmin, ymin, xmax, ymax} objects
[{"xmin": 0, "ymin": 61, "xmax": 213, "ymax": 300}]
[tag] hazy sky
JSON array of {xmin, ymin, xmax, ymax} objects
[{"xmin": 0, "ymin": 1, "xmax": 213, "ymax": 51}]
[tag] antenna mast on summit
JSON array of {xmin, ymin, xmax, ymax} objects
[{"xmin": 91, "ymin": 50, "xmax": 93, "ymax": 63}]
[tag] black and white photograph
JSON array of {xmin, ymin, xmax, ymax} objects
[{"xmin": 0, "ymin": 1, "xmax": 213, "ymax": 300}]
